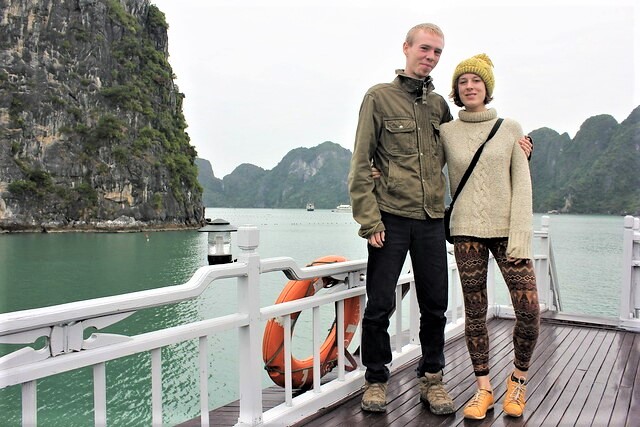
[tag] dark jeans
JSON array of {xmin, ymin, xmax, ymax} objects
[{"xmin": 362, "ymin": 211, "xmax": 448, "ymax": 383}]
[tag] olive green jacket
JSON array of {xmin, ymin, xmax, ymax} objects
[{"xmin": 348, "ymin": 70, "xmax": 453, "ymax": 238}]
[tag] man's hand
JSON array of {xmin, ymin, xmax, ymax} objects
[
  {"xmin": 371, "ymin": 166, "xmax": 381, "ymax": 179},
  {"xmin": 368, "ymin": 231, "xmax": 385, "ymax": 248}
]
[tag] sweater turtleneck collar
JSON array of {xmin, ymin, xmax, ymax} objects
[{"xmin": 458, "ymin": 108, "xmax": 498, "ymax": 123}]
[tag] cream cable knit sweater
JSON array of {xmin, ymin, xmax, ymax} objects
[{"xmin": 441, "ymin": 108, "xmax": 533, "ymax": 259}]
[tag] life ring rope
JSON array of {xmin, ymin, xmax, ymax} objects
[
  {"xmin": 262, "ymin": 255, "xmax": 361, "ymax": 389},
  {"xmin": 263, "ymin": 316, "xmax": 359, "ymax": 375}
]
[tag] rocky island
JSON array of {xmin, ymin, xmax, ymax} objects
[{"xmin": 0, "ymin": 0, "xmax": 204, "ymax": 232}]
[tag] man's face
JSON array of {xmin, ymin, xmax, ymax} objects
[{"xmin": 403, "ymin": 30, "xmax": 444, "ymax": 79}]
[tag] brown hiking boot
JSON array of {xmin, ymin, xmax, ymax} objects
[
  {"xmin": 503, "ymin": 374, "xmax": 527, "ymax": 417},
  {"xmin": 361, "ymin": 381, "xmax": 387, "ymax": 412},
  {"xmin": 419, "ymin": 371, "xmax": 455, "ymax": 415}
]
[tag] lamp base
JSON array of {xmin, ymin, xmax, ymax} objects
[{"xmin": 208, "ymin": 254, "xmax": 233, "ymax": 265}]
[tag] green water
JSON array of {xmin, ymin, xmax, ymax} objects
[
  {"xmin": 0, "ymin": 210, "xmax": 627, "ymax": 425},
  {"xmin": 0, "ymin": 230, "xmax": 226, "ymax": 426},
  {"xmin": 0, "ymin": 209, "xmax": 366, "ymax": 426},
  {"xmin": 0, "ymin": 231, "xmax": 203, "ymax": 312}
]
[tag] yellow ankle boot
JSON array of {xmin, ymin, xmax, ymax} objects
[
  {"xmin": 463, "ymin": 389, "xmax": 494, "ymax": 419},
  {"xmin": 503, "ymin": 374, "xmax": 527, "ymax": 417}
]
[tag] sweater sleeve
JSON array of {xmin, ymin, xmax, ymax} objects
[
  {"xmin": 348, "ymin": 93, "xmax": 385, "ymax": 238},
  {"xmin": 507, "ymin": 122, "xmax": 533, "ymax": 259}
]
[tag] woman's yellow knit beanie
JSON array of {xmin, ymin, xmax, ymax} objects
[{"xmin": 452, "ymin": 53, "xmax": 495, "ymax": 97}]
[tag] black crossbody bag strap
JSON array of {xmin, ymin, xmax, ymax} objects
[{"xmin": 449, "ymin": 118, "xmax": 503, "ymax": 207}]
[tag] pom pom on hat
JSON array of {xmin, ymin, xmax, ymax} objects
[{"xmin": 452, "ymin": 53, "xmax": 495, "ymax": 97}]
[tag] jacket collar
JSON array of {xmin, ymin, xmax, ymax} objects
[{"xmin": 394, "ymin": 70, "xmax": 434, "ymax": 104}]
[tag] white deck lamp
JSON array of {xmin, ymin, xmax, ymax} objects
[{"xmin": 198, "ymin": 218, "xmax": 238, "ymax": 264}]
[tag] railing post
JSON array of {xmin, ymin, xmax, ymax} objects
[
  {"xmin": 537, "ymin": 216, "xmax": 551, "ymax": 310},
  {"xmin": 634, "ymin": 217, "xmax": 640, "ymax": 319},
  {"xmin": 620, "ymin": 216, "xmax": 640, "ymax": 328},
  {"xmin": 235, "ymin": 226, "xmax": 264, "ymax": 426},
  {"xmin": 22, "ymin": 380, "xmax": 37, "ymax": 426},
  {"xmin": 94, "ymin": 363, "xmax": 107, "ymax": 426},
  {"xmin": 151, "ymin": 349, "xmax": 162, "ymax": 426}
]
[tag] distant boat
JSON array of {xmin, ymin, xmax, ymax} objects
[
  {"xmin": 306, "ymin": 202, "xmax": 315, "ymax": 211},
  {"xmin": 331, "ymin": 204, "xmax": 352, "ymax": 213}
]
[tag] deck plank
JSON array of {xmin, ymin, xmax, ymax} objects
[
  {"xmin": 177, "ymin": 318, "xmax": 638, "ymax": 426},
  {"xmin": 628, "ymin": 334, "xmax": 640, "ymax": 424},
  {"xmin": 589, "ymin": 329, "xmax": 633, "ymax": 427},
  {"xmin": 557, "ymin": 328, "xmax": 624, "ymax": 425},
  {"xmin": 523, "ymin": 327, "xmax": 607, "ymax": 425}
]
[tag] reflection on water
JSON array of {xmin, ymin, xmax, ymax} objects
[{"xmin": 0, "ymin": 210, "xmax": 626, "ymax": 425}]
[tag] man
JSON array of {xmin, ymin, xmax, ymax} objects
[{"xmin": 348, "ymin": 23, "xmax": 455, "ymax": 415}]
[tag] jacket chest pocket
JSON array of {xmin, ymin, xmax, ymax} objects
[{"xmin": 383, "ymin": 118, "xmax": 418, "ymax": 155}]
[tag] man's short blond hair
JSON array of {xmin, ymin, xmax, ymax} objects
[{"xmin": 405, "ymin": 23, "xmax": 444, "ymax": 45}]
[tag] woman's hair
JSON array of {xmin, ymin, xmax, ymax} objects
[{"xmin": 405, "ymin": 23, "xmax": 444, "ymax": 45}]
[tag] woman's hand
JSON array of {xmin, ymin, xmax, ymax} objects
[{"xmin": 371, "ymin": 166, "xmax": 381, "ymax": 179}]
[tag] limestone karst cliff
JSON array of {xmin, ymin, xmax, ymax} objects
[{"xmin": 0, "ymin": 0, "xmax": 204, "ymax": 231}]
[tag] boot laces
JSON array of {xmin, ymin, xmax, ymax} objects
[
  {"xmin": 467, "ymin": 389, "xmax": 490, "ymax": 408},
  {"xmin": 366, "ymin": 383, "xmax": 386, "ymax": 400},
  {"xmin": 508, "ymin": 379, "xmax": 526, "ymax": 403},
  {"xmin": 428, "ymin": 382, "xmax": 449, "ymax": 400}
]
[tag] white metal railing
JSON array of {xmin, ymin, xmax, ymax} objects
[
  {"xmin": 0, "ymin": 216, "xmax": 577, "ymax": 426},
  {"xmin": 491, "ymin": 215, "xmax": 562, "ymax": 319},
  {"xmin": 620, "ymin": 215, "xmax": 640, "ymax": 331}
]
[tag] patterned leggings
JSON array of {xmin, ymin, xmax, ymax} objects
[{"xmin": 454, "ymin": 237, "xmax": 540, "ymax": 377}]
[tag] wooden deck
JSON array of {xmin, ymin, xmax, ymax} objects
[{"xmin": 179, "ymin": 317, "xmax": 640, "ymax": 426}]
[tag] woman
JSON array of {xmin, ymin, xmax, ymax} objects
[{"xmin": 441, "ymin": 53, "xmax": 540, "ymax": 420}]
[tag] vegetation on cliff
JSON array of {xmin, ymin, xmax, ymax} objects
[
  {"xmin": 0, "ymin": 0, "xmax": 203, "ymax": 231},
  {"xmin": 529, "ymin": 106, "xmax": 639, "ymax": 215},
  {"xmin": 197, "ymin": 141, "xmax": 352, "ymax": 209}
]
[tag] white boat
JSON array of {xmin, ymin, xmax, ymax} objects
[
  {"xmin": 306, "ymin": 202, "xmax": 314, "ymax": 211},
  {"xmin": 331, "ymin": 204, "xmax": 352, "ymax": 213}
]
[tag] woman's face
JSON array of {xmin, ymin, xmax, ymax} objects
[{"xmin": 457, "ymin": 73, "xmax": 487, "ymax": 112}]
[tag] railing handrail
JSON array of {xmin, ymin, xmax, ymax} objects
[
  {"xmin": 5, "ymin": 216, "xmax": 636, "ymax": 426},
  {"xmin": 0, "ymin": 262, "xmax": 249, "ymax": 335},
  {"xmin": 0, "ymin": 258, "xmax": 368, "ymax": 336}
]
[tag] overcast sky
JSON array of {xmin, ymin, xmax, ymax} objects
[{"xmin": 152, "ymin": 0, "xmax": 639, "ymax": 178}]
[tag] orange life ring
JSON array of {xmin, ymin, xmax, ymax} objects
[{"xmin": 262, "ymin": 255, "xmax": 360, "ymax": 389}]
